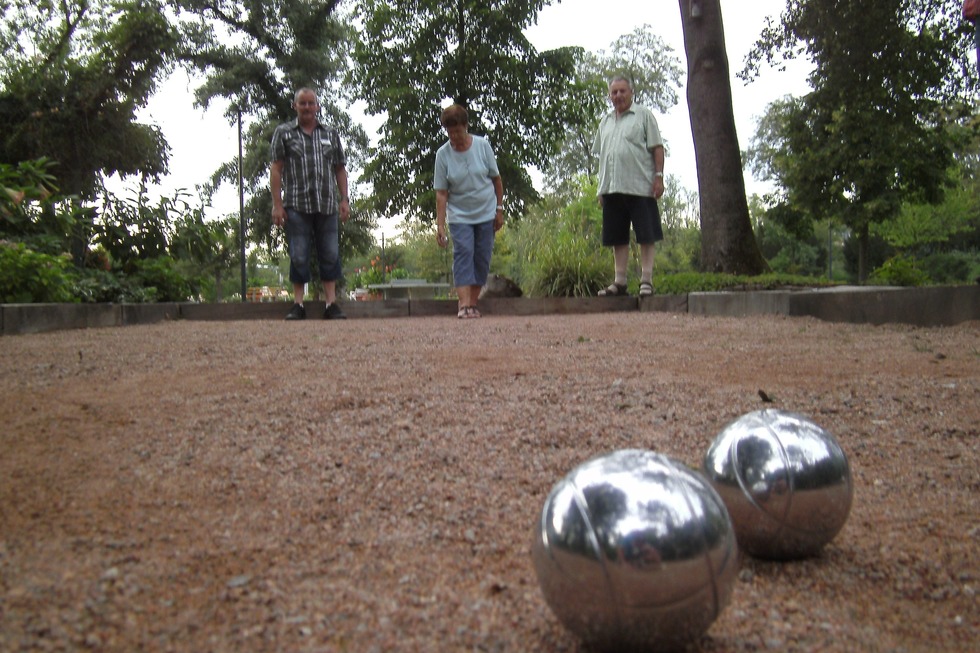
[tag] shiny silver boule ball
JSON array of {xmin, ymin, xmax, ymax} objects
[
  {"xmin": 703, "ymin": 409, "xmax": 853, "ymax": 560},
  {"xmin": 532, "ymin": 449, "xmax": 738, "ymax": 653}
]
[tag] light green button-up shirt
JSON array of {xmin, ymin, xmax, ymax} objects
[{"xmin": 592, "ymin": 102, "xmax": 663, "ymax": 197}]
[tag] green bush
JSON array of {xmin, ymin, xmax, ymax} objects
[
  {"xmin": 130, "ymin": 257, "xmax": 194, "ymax": 302},
  {"xmin": 653, "ymin": 271, "xmax": 839, "ymax": 295},
  {"xmin": 656, "ymin": 224, "xmax": 701, "ymax": 273},
  {"xmin": 73, "ymin": 268, "xmax": 156, "ymax": 303},
  {"xmin": 503, "ymin": 178, "xmax": 615, "ymax": 297},
  {"xmin": 654, "ymin": 272, "xmax": 742, "ymax": 295},
  {"xmin": 0, "ymin": 241, "xmax": 77, "ymax": 303},
  {"xmin": 919, "ymin": 251, "xmax": 978, "ymax": 284},
  {"xmin": 870, "ymin": 254, "xmax": 931, "ymax": 287},
  {"xmin": 526, "ymin": 230, "xmax": 609, "ymax": 297}
]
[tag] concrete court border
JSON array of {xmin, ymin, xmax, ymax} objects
[{"xmin": 1, "ymin": 285, "xmax": 977, "ymax": 336}]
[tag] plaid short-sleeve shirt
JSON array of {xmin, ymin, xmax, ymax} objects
[{"xmin": 269, "ymin": 119, "xmax": 347, "ymax": 215}]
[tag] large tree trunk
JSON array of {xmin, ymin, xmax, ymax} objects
[{"xmin": 679, "ymin": 0, "xmax": 768, "ymax": 275}]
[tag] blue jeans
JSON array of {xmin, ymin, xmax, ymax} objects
[
  {"xmin": 449, "ymin": 220, "xmax": 495, "ymax": 287},
  {"xmin": 285, "ymin": 208, "xmax": 340, "ymax": 284}
]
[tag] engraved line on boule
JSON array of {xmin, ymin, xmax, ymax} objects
[{"xmin": 569, "ymin": 475, "xmax": 622, "ymax": 635}]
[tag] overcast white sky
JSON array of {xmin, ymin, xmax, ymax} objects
[{"xmin": 119, "ymin": 0, "xmax": 812, "ymax": 234}]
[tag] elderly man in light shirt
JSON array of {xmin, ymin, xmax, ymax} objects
[{"xmin": 592, "ymin": 75, "xmax": 666, "ymax": 298}]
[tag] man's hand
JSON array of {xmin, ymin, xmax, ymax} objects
[
  {"xmin": 272, "ymin": 205, "xmax": 286, "ymax": 227},
  {"xmin": 653, "ymin": 176, "xmax": 665, "ymax": 200}
]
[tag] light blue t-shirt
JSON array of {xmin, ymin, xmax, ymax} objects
[{"xmin": 433, "ymin": 135, "xmax": 500, "ymax": 225}]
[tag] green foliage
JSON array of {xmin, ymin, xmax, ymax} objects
[
  {"xmin": 655, "ymin": 177, "xmax": 701, "ymax": 273},
  {"xmin": 350, "ymin": 0, "xmax": 583, "ymax": 221},
  {"xmin": 655, "ymin": 224, "xmax": 701, "ymax": 273},
  {"xmin": 170, "ymin": 212, "xmax": 239, "ymax": 300},
  {"xmin": 653, "ymin": 271, "xmax": 838, "ymax": 295},
  {"xmin": 396, "ymin": 222, "xmax": 454, "ymax": 284},
  {"xmin": 0, "ymin": 241, "xmax": 77, "ymax": 303},
  {"xmin": 346, "ymin": 256, "xmax": 410, "ymax": 289},
  {"xmin": 744, "ymin": 0, "xmax": 972, "ymax": 280},
  {"xmin": 918, "ymin": 251, "xmax": 979, "ymax": 284},
  {"xmin": 501, "ymin": 178, "xmax": 608, "ymax": 297},
  {"xmin": 875, "ymin": 181, "xmax": 977, "ymax": 250},
  {"xmin": 654, "ymin": 272, "xmax": 735, "ymax": 295},
  {"xmin": 0, "ymin": 158, "xmax": 89, "ymax": 256},
  {"xmin": 0, "ymin": 156, "xmax": 232, "ymax": 303},
  {"xmin": 1, "ymin": 0, "xmax": 176, "ymax": 197},
  {"xmin": 0, "ymin": 158, "xmax": 58, "ymax": 224},
  {"xmin": 73, "ymin": 268, "xmax": 157, "ymax": 303},
  {"xmin": 130, "ymin": 256, "xmax": 194, "ymax": 301},
  {"xmin": 870, "ymin": 254, "xmax": 932, "ymax": 287},
  {"xmin": 754, "ymin": 213, "xmax": 825, "ymax": 277}
]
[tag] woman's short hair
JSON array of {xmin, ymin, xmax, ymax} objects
[{"xmin": 440, "ymin": 104, "xmax": 468, "ymax": 128}]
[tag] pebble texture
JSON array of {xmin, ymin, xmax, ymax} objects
[{"xmin": 0, "ymin": 313, "xmax": 977, "ymax": 652}]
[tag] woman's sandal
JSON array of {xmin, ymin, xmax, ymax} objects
[
  {"xmin": 457, "ymin": 306, "xmax": 482, "ymax": 319},
  {"xmin": 639, "ymin": 282, "xmax": 654, "ymax": 297},
  {"xmin": 598, "ymin": 283, "xmax": 628, "ymax": 297}
]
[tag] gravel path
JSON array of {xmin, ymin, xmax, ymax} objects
[{"xmin": 0, "ymin": 312, "xmax": 977, "ymax": 652}]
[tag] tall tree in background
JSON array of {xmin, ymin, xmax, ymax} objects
[
  {"xmin": 0, "ymin": 0, "xmax": 176, "ymax": 197},
  {"xmin": 743, "ymin": 0, "xmax": 972, "ymax": 281},
  {"xmin": 678, "ymin": 0, "xmax": 768, "ymax": 275},
  {"xmin": 350, "ymin": 0, "xmax": 583, "ymax": 223},
  {"xmin": 543, "ymin": 25, "xmax": 684, "ymax": 199}
]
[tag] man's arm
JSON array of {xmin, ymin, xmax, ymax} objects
[
  {"xmin": 652, "ymin": 145, "xmax": 665, "ymax": 199},
  {"xmin": 271, "ymin": 160, "xmax": 286, "ymax": 227},
  {"xmin": 334, "ymin": 164, "xmax": 350, "ymax": 222}
]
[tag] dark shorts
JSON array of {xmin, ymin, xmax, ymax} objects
[{"xmin": 601, "ymin": 193, "xmax": 664, "ymax": 246}]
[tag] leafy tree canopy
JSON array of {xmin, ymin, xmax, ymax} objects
[
  {"xmin": 742, "ymin": 0, "xmax": 975, "ymax": 279},
  {"xmin": 350, "ymin": 0, "xmax": 588, "ymax": 223},
  {"xmin": 0, "ymin": 0, "xmax": 177, "ymax": 197}
]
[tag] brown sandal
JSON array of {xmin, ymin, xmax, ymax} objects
[{"xmin": 598, "ymin": 283, "xmax": 628, "ymax": 297}]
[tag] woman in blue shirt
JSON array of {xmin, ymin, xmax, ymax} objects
[{"xmin": 434, "ymin": 104, "xmax": 504, "ymax": 319}]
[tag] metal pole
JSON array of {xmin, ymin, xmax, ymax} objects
[
  {"xmin": 827, "ymin": 223, "xmax": 833, "ymax": 280},
  {"xmin": 238, "ymin": 109, "xmax": 247, "ymax": 302}
]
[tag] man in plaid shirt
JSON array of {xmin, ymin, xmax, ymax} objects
[{"xmin": 270, "ymin": 87, "xmax": 351, "ymax": 320}]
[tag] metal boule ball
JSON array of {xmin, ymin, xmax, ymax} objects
[
  {"xmin": 532, "ymin": 449, "xmax": 738, "ymax": 652},
  {"xmin": 703, "ymin": 409, "xmax": 853, "ymax": 560}
]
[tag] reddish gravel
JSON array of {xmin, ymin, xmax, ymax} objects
[{"xmin": 0, "ymin": 312, "xmax": 977, "ymax": 652}]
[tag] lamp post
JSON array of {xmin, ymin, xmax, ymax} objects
[{"xmin": 238, "ymin": 108, "xmax": 247, "ymax": 302}]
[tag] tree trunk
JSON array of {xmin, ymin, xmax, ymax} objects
[
  {"xmin": 856, "ymin": 224, "xmax": 869, "ymax": 284},
  {"xmin": 679, "ymin": 0, "xmax": 768, "ymax": 275}
]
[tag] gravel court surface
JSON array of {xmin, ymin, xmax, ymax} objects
[{"xmin": 0, "ymin": 312, "xmax": 977, "ymax": 652}]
